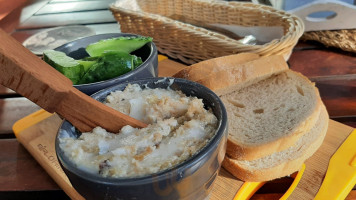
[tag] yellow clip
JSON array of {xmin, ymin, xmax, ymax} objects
[
  {"xmin": 234, "ymin": 164, "xmax": 305, "ymax": 200},
  {"xmin": 314, "ymin": 129, "xmax": 356, "ymax": 200}
]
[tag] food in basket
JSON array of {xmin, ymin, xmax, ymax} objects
[
  {"xmin": 43, "ymin": 36, "xmax": 152, "ymax": 84},
  {"xmin": 59, "ymin": 83, "xmax": 218, "ymax": 178},
  {"xmin": 174, "ymin": 54, "xmax": 328, "ymax": 181}
]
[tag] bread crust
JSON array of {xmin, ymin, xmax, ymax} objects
[
  {"xmin": 225, "ymin": 70, "xmax": 323, "ymax": 161},
  {"xmin": 197, "ymin": 55, "xmax": 289, "ymax": 96},
  {"xmin": 222, "ymin": 106, "xmax": 329, "ymax": 182},
  {"xmin": 173, "ymin": 53, "xmax": 259, "ymax": 81}
]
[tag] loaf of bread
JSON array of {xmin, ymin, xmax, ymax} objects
[
  {"xmin": 222, "ymin": 106, "xmax": 328, "ymax": 181},
  {"xmin": 222, "ymin": 70, "xmax": 322, "ymax": 160},
  {"xmin": 173, "ymin": 54, "xmax": 327, "ymax": 182},
  {"xmin": 173, "ymin": 53, "xmax": 260, "ymax": 82},
  {"xmin": 174, "ymin": 54, "xmax": 288, "ymax": 96},
  {"xmin": 197, "ymin": 55, "xmax": 289, "ymax": 96}
]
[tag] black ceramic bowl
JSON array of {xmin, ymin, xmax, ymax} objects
[
  {"xmin": 54, "ymin": 33, "xmax": 158, "ymax": 95},
  {"xmin": 56, "ymin": 77, "xmax": 228, "ymax": 200}
]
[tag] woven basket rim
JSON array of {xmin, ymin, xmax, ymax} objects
[
  {"xmin": 110, "ymin": 1, "xmax": 304, "ymax": 47},
  {"xmin": 110, "ymin": 0, "xmax": 305, "ymax": 63}
]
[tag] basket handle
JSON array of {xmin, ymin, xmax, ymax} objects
[{"xmin": 289, "ymin": 0, "xmax": 356, "ymax": 31}]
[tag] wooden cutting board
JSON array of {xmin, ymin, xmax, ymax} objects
[{"xmin": 14, "ymin": 58, "xmax": 355, "ymax": 200}]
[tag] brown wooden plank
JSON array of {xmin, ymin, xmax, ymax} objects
[
  {"xmin": 346, "ymin": 190, "xmax": 356, "ymax": 200},
  {"xmin": 289, "ymin": 49, "xmax": 356, "ymax": 77},
  {"xmin": 332, "ymin": 117, "xmax": 356, "ymax": 128},
  {"xmin": 289, "ymin": 48, "xmax": 356, "ymax": 119},
  {"xmin": 157, "ymin": 59, "xmax": 188, "ymax": 77},
  {"xmin": 210, "ymin": 169, "xmax": 243, "ymax": 200},
  {"xmin": 0, "ymin": 139, "xmax": 60, "ymax": 191},
  {"xmin": 316, "ymin": 80, "xmax": 356, "ymax": 117},
  {"xmin": 250, "ymin": 193, "xmax": 283, "ymax": 200},
  {"xmin": 0, "ymin": 98, "xmax": 40, "ymax": 134},
  {"xmin": 293, "ymin": 41, "xmax": 323, "ymax": 51}
]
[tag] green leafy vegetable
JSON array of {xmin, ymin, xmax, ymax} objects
[
  {"xmin": 43, "ymin": 36, "xmax": 150, "ymax": 85},
  {"xmin": 78, "ymin": 51, "xmax": 134, "ymax": 84},
  {"xmin": 85, "ymin": 36, "xmax": 152, "ymax": 57},
  {"xmin": 43, "ymin": 50, "xmax": 84, "ymax": 84},
  {"xmin": 77, "ymin": 60, "xmax": 96, "ymax": 72},
  {"xmin": 133, "ymin": 55, "xmax": 143, "ymax": 69}
]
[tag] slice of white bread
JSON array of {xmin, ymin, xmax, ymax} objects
[
  {"xmin": 197, "ymin": 55, "xmax": 289, "ymax": 96},
  {"xmin": 173, "ymin": 53, "xmax": 260, "ymax": 82},
  {"xmin": 222, "ymin": 105, "xmax": 329, "ymax": 182},
  {"xmin": 222, "ymin": 70, "xmax": 322, "ymax": 160}
]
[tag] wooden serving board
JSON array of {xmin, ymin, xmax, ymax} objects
[{"xmin": 14, "ymin": 59, "xmax": 355, "ymax": 200}]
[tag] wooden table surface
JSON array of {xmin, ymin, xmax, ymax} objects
[{"xmin": 0, "ymin": 1, "xmax": 356, "ymax": 199}]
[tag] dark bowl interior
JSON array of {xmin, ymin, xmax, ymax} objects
[
  {"xmin": 56, "ymin": 77, "xmax": 228, "ymax": 200},
  {"xmin": 54, "ymin": 33, "xmax": 158, "ymax": 95}
]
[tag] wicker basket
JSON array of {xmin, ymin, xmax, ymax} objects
[
  {"xmin": 110, "ymin": 0, "xmax": 305, "ymax": 64},
  {"xmin": 302, "ymin": 29, "xmax": 356, "ymax": 54}
]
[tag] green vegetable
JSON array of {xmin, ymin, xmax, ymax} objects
[
  {"xmin": 80, "ymin": 56, "xmax": 100, "ymax": 61},
  {"xmin": 43, "ymin": 50, "xmax": 84, "ymax": 84},
  {"xmin": 77, "ymin": 60, "xmax": 96, "ymax": 72},
  {"xmin": 85, "ymin": 36, "xmax": 152, "ymax": 57},
  {"xmin": 43, "ymin": 36, "xmax": 148, "ymax": 85},
  {"xmin": 78, "ymin": 51, "xmax": 135, "ymax": 84},
  {"xmin": 133, "ymin": 55, "xmax": 143, "ymax": 69}
]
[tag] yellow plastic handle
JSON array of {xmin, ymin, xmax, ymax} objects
[
  {"xmin": 314, "ymin": 129, "xmax": 356, "ymax": 200},
  {"xmin": 280, "ymin": 164, "xmax": 305, "ymax": 200},
  {"xmin": 158, "ymin": 55, "xmax": 168, "ymax": 62},
  {"xmin": 234, "ymin": 164, "xmax": 305, "ymax": 200},
  {"xmin": 233, "ymin": 182, "xmax": 266, "ymax": 200},
  {"xmin": 13, "ymin": 109, "xmax": 53, "ymax": 136}
]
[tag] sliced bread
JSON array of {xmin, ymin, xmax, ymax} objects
[
  {"xmin": 222, "ymin": 105, "xmax": 329, "ymax": 182},
  {"xmin": 173, "ymin": 53, "xmax": 260, "ymax": 81},
  {"xmin": 223, "ymin": 70, "xmax": 322, "ymax": 160},
  {"xmin": 197, "ymin": 55, "xmax": 289, "ymax": 96}
]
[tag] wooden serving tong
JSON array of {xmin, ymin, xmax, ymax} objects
[{"xmin": 0, "ymin": 29, "xmax": 146, "ymax": 133}]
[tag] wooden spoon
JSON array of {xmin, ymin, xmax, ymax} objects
[{"xmin": 0, "ymin": 29, "xmax": 146, "ymax": 133}]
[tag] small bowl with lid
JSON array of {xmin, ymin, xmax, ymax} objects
[{"xmin": 55, "ymin": 77, "xmax": 228, "ymax": 200}]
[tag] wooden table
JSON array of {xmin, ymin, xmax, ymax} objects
[{"xmin": 0, "ymin": 1, "xmax": 355, "ymax": 199}]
